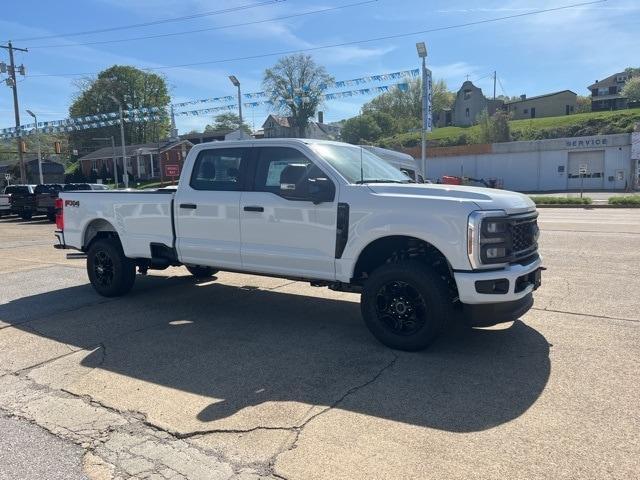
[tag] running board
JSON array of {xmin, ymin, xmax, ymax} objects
[{"xmin": 66, "ymin": 253, "xmax": 87, "ymax": 260}]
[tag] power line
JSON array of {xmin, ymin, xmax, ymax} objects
[
  {"xmin": 25, "ymin": 0, "xmax": 607, "ymax": 78},
  {"xmin": 497, "ymin": 76, "xmax": 508, "ymax": 97},
  {"xmin": 28, "ymin": 0, "xmax": 379, "ymax": 49},
  {"xmin": 10, "ymin": 0, "xmax": 287, "ymax": 42}
]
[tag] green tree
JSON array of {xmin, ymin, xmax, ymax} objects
[
  {"xmin": 204, "ymin": 112, "xmax": 251, "ymax": 134},
  {"xmin": 622, "ymin": 77, "xmax": 640, "ymax": 102},
  {"xmin": 362, "ymin": 78, "xmax": 421, "ymax": 130},
  {"xmin": 576, "ymin": 95, "xmax": 592, "ymax": 113},
  {"xmin": 477, "ymin": 110, "xmax": 511, "ymax": 143},
  {"xmin": 263, "ymin": 54, "xmax": 333, "ymax": 137},
  {"xmin": 361, "ymin": 77, "xmax": 454, "ymax": 135},
  {"xmin": 340, "ymin": 115, "xmax": 382, "ymax": 144},
  {"xmin": 624, "ymin": 67, "xmax": 640, "ymax": 77},
  {"xmin": 431, "ymin": 79, "xmax": 456, "ymax": 114},
  {"xmin": 69, "ymin": 65, "xmax": 171, "ymax": 152}
]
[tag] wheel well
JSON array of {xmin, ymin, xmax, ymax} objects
[
  {"xmin": 83, "ymin": 219, "xmax": 119, "ymax": 251},
  {"xmin": 352, "ymin": 236, "xmax": 458, "ymax": 299}
]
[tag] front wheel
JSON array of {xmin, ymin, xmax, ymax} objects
[
  {"xmin": 87, "ymin": 238, "xmax": 136, "ymax": 297},
  {"xmin": 361, "ymin": 261, "xmax": 452, "ymax": 351},
  {"xmin": 186, "ymin": 265, "xmax": 218, "ymax": 279}
]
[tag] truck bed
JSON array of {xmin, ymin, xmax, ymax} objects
[{"xmin": 60, "ymin": 189, "xmax": 176, "ymax": 258}]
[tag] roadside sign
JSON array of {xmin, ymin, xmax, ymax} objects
[
  {"xmin": 165, "ymin": 164, "xmax": 180, "ymax": 177},
  {"xmin": 423, "ymin": 68, "xmax": 433, "ymax": 133},
  {"xmin": 4, "ymin": 173, "xmax": 9, "ymax": 181},
  {"xmin": 579, "ymin": 164, "xmax": 588, "ymax": 175}
]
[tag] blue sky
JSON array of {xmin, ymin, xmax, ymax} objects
[{"xmin": 1, "ymin": 0, "xmax": 638, "ymax": 134}]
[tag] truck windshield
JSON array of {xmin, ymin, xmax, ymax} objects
[{"xmin": 310, "ymin": 144, "xmax": 412, "ymax": 184}]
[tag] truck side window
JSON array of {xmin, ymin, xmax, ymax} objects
[
  {"xmin": 254, "ymin": 147, "xmax": 326, "ymax": 196},
  {"xmin": 190, "ymin": 148, "xmax": 248, "ymax": 191}
]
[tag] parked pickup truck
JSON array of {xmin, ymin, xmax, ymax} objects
[
  {"xmin": 0, "ymin": 190, "xmax": 10, "ymax": 217},
  {"xmin": 6, "ymin": 184, "xmax": 37, "ymax": 220},
  {"xmin": 35, "ymin": 184, "xmax": 64, "ymax": 221},
  {"xmin": 54, "ymin": 139, "xmax": 543, "ymax": 351}
]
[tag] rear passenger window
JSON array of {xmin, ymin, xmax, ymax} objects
[{"xmin": 190, "ymin": 148, "xmax": 248, "ymax": 191}]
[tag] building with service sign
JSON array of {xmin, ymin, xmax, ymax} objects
[{"xmin": 412, "ymin": 133, "xmax": 634, "ymax": 192}]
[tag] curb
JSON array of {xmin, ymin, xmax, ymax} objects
[{"xmin": 535, "ymin": 204, "xmax": 640, "ymax": 208}]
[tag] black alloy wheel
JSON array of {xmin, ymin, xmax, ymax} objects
[
  {"xmin": 361, "ymin": 261, "xmax": 451, "ymax": 351},
  {"xmin": 93, "ymin": 250, "xmax": 115, "ymax": 288},
  {"xmin": 86, "ymin": 238, "xmax": 136, "ymax": 297},
  {"xmin": 374, "ymin": 280, "xmax": 427, "ymax": 336}
]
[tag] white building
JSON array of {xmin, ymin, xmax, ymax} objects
[{"xmin": 423, "ymin": 133, "xmax": 636, "ymax": 192}]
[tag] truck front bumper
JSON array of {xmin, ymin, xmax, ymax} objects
[{"xmin": 454, "ymin": 256, "xmax": 543, "ymax": 305}]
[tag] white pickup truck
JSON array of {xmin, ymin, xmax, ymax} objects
[{"xmin": 55, "ymin": 139, "xmax": 542, "ymax": 351}]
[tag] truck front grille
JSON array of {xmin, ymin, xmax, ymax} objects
[{"xmin": 509, "ymin": 214, "xmax": 539, "ymax": 261}]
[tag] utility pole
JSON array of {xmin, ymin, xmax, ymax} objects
[
  {"xmin": 1, "ymin": 42, "xmax": 28, "ymax": 183},
  {"xmin": 493, "ymin": 71, "xmax": 497, "ymax": 100}
]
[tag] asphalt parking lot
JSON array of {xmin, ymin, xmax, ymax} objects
[{"xmin": 0, "ymin": 209, "xmax": 638, "ymax": 480}]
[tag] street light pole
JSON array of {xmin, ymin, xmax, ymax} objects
[
  {"xmin": 229, "ymin": 76, "xmax": 243, "ymax": 139},
  {"xmin": 416, "ymin": 42, "xmax": 428, "ymax": 181},
  {"xmin": 26, "ymin": 110, "xmax": 43, "ymax": 184},
  {"xmin": 109, "ymin": 95, "xmax": 129, "ymax": 188}
]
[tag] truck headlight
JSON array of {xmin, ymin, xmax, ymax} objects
[{"xmin": 468, "ymin": 211, "xmax": 511, "ymax": 269}]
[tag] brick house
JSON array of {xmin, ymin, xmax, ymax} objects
[{"xmin": 78, "ymin": 139, "xmax": 193, "ymax": 183}]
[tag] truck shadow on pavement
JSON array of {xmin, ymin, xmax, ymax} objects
[{"xmin": 1, "ymin": 277, "xmax": 550, "ymax": 433}]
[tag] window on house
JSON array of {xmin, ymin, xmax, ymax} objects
[{"xmin": 523, "ymin": 109, "xmax": 529, "ymax": 114}]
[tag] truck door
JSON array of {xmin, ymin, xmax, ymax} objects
[
  {"xmin": 174, "ymin": 147, "xmax": 251, "ymax": 269},
  {"xmin": 240, "ymin": 146, "xmax": 338, "ymax": 280}
]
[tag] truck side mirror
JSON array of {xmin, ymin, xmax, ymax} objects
[
  {"xmin": 307, "ymin": 177, "xmax": 334, "ymax": 204},
  {"xmin": 280, "ymin": 164, "xmax": 309, "ymax": 197}
]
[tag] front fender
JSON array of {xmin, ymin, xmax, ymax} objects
[{"xmin": 335, "ymin": 195, "xmax": 477, "ymax": 282}]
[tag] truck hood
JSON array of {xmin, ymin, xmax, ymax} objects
[{"xmin": 367, "ymin": 183, "xmax": 535, "ymax": 215}]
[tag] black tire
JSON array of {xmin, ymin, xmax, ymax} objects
[
  {"xmin": 186, "ymin": 265, "xmax": 218, "ymax": 278},
  {"xmin": 86, "ymin": 238, "xmax": 136, "ymax": 297},
  {"xmin": 361, "ymin": 261, "xmax": 452, "ymax": 351},
  {"xmin": 47, "ymin": 212, "xmax": 56, "ymax": 222},
  {"xmin": 20, "ymin": 212, "xmax": 32, "ymax": 220}
]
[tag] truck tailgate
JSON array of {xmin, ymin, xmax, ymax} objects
[{"xmin": 60, "ymin": 190, "xmax": 175, "ymax": 258}]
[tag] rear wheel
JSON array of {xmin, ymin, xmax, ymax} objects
[
  {"xmin": 87, "ymin": 238, "xmax": 136, "ymax": 297},
  {"xmin": 361, "ymin": 261, "xmax": 452, "ymax": 351},
  {"xmin": 186, "ymin": 265, "xmax": 218, "ymax": 278},
  {"xmin": 20, "ymin": 212, "xmax": 32, "ymax": 220}
]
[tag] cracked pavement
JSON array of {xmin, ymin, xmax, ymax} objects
[{"xmin": 0, "ymin": 209, "xmax": 639, "ymax": 479}]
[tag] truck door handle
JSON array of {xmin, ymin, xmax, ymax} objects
[
  {"xmin": 243, "ymin": 206, "xmax": 264, "ymax": 212},
  {"xmin": 180, "ymin": 203, "xmax": 197, "ymax": 209}
]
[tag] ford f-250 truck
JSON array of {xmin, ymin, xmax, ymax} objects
[{"xmin": 54, "ymin": 139, "xmax": 542, "ymax": 351}]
